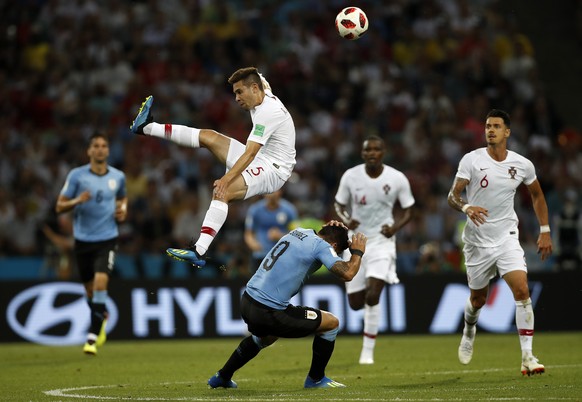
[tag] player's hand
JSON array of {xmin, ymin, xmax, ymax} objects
[
  {"xmin": 350, "ymin": 232, "xmax": 367, "ymax": 255},
  {"xmin": 77, "ymin": 191, "xmax": 91, "ymax": 204},
  {"xmin": 465, "ymin": 205, "xmax": 488, "ymax": 226},
  {"xmin": 537, "ymin": 232, "xmax": 553, "ymax": 260},
  {"xmin": 267, "ymin": 227, "xmax": 284, "ymax": 241},
  {"xmin": 213, "ymin": 177, "xmax": 229, "ymax": 200},
  {"xmin": 381, "ymin": 224, "xmax": 396, "ymax": 238},
  {"xmin": 323, "ymin": 220, "xmax": 348, "ymax": 230},
  {"xmin": 115, "ymin": 204, "xmax": 127, "ymax": 222}
]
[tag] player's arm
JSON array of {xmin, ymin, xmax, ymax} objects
[
  {"xmin": 329, "ymin": 232, "xmax": 367, "ymax": 281},
  {"xmin": 213, "ymin": 141, "xmax": 262, "ymax": 199},
  {"xmin": 333, "ymin": 201, "xmax": 360, "ymax": 230},
  {"xmin": 447, "ymin": 176, "xmax": 488, "ymax": 226},
  {"xmin": 55, "ymin": 192, "xmax": 91, "ymax": 214},
  {"xmin": 381, "ymin": 206, "xmax": 414, "ymax": 238},
  {"xmin": 115, "ymin": 196, "xmax": 128, "ymax": 222},
  {"xmin": 244, "ymin": 228, "xmax": 262, "ymax": 252},
  {"xmin": 527, "ymin": 179, "xmax": 553, "ymax": 260}
]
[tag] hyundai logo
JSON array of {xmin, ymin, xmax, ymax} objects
[{"xmin": 6, "ymin": 282, "xmax": 118, "ymax": 346}]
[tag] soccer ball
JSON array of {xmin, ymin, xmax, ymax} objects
[{"xmin": 335, "ymin": 7, "xmax": 369, "ymax": 40}]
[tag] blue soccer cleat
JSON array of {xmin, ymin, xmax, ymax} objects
[
  {"xmin": 304, "ymin": 376, "xmax": 346, "ymax": 388},
  {"xmin": 166, "ymin": 247, "xmax": 206, "ymax": 267},
  {"xmin": 130, "ymin": 95, "xmax": 154, "ymax": 134},
  {"xmin": 208, "ymin": 372, "xmax": 237, "ymax": 389}
]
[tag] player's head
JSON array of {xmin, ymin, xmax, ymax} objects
[
  {"xmin": 486, "ymin": 109, "xmax": 511, "ymax": 127},
  {"xmin": 318, "ymin": 224, "xmax": 349, "ymax": 255},
  {"xmin": 362, "ymin": 135, "xmax": 385, "ymax": 167},
  {"xmin": 228, "ymin": 67, "xmax": 265, "ymax": 110},
  {"xmin": 485, "ymin": 109, "xmax": 511, "ymax": 145},
  {"xmin": 87, "ymin": 132, "xmax": 110, "ymax": 163}
]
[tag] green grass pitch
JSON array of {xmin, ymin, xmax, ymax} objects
[{"xmin": 1, "ymin": 333, "xmax": 580, "ymax": 401}]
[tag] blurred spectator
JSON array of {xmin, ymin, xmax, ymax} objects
[
  {"xmin": 555, "ymin": 190, "xmax": 582, "ymax": 271},
  {"xmin": 244, "ymin": 189, "xmax": 298, "ymax": 273}
]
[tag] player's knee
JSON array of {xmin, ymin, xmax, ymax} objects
[
  {"xmin": 321, "ymin": 312, "xmax": 339, "ymax": 331},
  {"xmin": 328, "ymin": 314, "xmax": 340, "ymax": 329},
  {"xmin": 365, "ymin": 292, "xmax": 381, "ymax": 306},
  {"xmin": 348, "ymin": 299, "xmax": 364, "ymax": 310},
  {"xmin": 348, "ymin": 293, "xmax": 365, "ymax": 310},
  {"xmin": 470, "ymin": 295, "xmax": 487, "ymax": 309},
  {"xmin": 513, "ymin": 288, "xmax": 530, "ymax": 301}
]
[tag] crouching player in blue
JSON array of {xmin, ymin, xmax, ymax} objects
[{"xmin": 208, "ymin": 221, "xmax": 367, "ymax": 389}]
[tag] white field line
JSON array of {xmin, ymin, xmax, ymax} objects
[{"xmin": 43, "ymin": 364, "xmax": 582, "ymax": 401}]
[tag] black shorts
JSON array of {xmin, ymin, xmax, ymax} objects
[
  {"xmin": 240, "ymin": 292, "xmax": 322, "ymax": 338},
  {"xmin": 74, "ymin": 238, "xmax": 117, "ymax": 283}
]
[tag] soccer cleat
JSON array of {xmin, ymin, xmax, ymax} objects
[
  {"xmin": 166, "ymin": 247, "xmax": 206, "ymax": 267},
  {"xmin": 96, "ymin": 316, "xmax": 108, "ymax": 347},
  {"xmin": 359, "ymin": 347, "xmax": 374, "ymax": 365},
  {"xmin": 521, "ymin": 355, "xmax": 545, "ymax": 376},
  {"xmin": 304, "ymin": 376, "xmax": 346, "ymax": 389},
  {"xmin": 130, "ymin": 95, "xmax": 154, "ymax": 134},
  {"xmin": 207, "ymin": 372, "xmax": 237, "ymax": 389},
  {"xmin": 83, "ymin": 342, "xmax": 97, "ymax": 356},
  {"xmin": 458, "ymin": 327, "xmax": 476, "ymax": 365}
]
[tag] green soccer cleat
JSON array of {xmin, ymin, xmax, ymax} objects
[
  {"xmin": 96, "ymin": 317, "xmax": 107, "ymax": 347},
  {"xmin": 83, "ymin": 342, "xmax": 97, "ymax": 356}
]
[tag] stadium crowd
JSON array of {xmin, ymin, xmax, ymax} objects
[{"xmin": 1, "ymin": 0, "xmax": 580, "ymax": 279}]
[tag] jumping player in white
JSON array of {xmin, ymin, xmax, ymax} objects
[
  {"xmin": 130, "ymin": 67, "xmax": 296, "ymax": 267},
  {"xmin": 447, "ymin": 109, "xmax": 553, "ymax": 376},
  {"xmin": 334, "ymin": 135, "xmax": 415, "ymax": 365}
]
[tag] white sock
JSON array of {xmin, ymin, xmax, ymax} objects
[
  {"xmin": 515, "ymin": 298, "xmax": 534, "ymax": 357},
  {"xmin": 145, "ymin": 123, "xmax": 200, "ymax": 148},
  {"xmin": 195, "ymin": 200, "xmax": 228, "ymax": 255},
  {"xmin": 463, "ymin": 297, "xmax": 480, "ymax": 336},
  {"xmin": 363, "ymin": 304, "xmax": 380, "ymax": 349}
]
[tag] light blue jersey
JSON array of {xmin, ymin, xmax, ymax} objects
[
  {"xmin": 246, "ymin": 228, "xmax": 343, "ymax": 309},
  {"xmin": 60, "ymin": 164, "xmax": 126, "ymax": 242},
  {"xmin": 245, "ymin": 199, "xmax": 298, "ymax": 260}
]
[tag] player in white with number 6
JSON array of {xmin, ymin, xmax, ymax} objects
[
  {"xmin": 130, "ymin": 67, "xmax": 296, "ymax": 268},
  {"xmin": 448, "ymin": 109, "xmax": 553, "ymax": 376}
]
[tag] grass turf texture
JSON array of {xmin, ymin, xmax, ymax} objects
[{"xmin": 0, "ymin": 333, "xmax": 580, "ymax": 401}]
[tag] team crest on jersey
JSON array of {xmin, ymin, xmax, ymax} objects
[
  {"xmin": 508, "ymin": 166, "xmax": 517, "ymax": 179},
  {"xmin": 108, "ymin": 179, "xmax": 117, "ymax": 190},
  {"xmin": 383, "ymin": 184, "xmax": 391, "ymax": 194}
]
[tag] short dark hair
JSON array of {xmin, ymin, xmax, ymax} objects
[
  {"xmin": 486, "ymin": 109, "xmax": 511, "ymax": 128},
  {"xmin": 88, "ymin": 132, "xmax": 108, "ymax": 145},
  {"xmin": 318, "ymin": 225, "xmax": 349, "ymax": 254},
  {"xmin": 363, "ymin": 134, "xmax": 385, "ymax": 147},
  {"xmin": 228, "ymin": 67, "xmax": 263, "ymax": 90}
]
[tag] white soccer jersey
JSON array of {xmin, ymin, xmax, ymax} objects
[
  {"xmin": 456, "ymin": 148, "xmax": 536, "ymax": 247},
  {"xmin": 335, "ymin": 164, "xmax": 415, "ymax": 247},
  {"xmin": 248, "ymin": 93, "xmax": 296, "ymax": 180}
]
